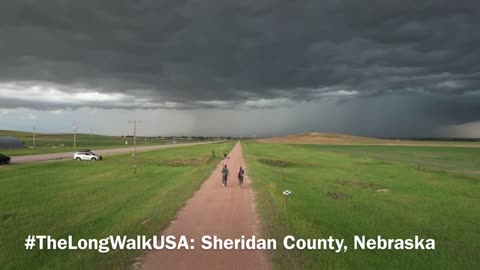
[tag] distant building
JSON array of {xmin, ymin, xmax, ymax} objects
[{"xmin": 0, "ymin": 136, "xmax": 24, "ymax": 149}]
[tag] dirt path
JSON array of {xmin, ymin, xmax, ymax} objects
[
  {"xmin": 9, "ymin": 141, "xmax": 216, "ymax": 164},
  {"xmin": 142, "ymin": 142, "xmax": 270, "ymax": 270}
]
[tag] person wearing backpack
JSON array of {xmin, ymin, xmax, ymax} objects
[
  {"xmin": 238, "ymin": 166, "xmax": 245, "ymax": 187},
  {"xmin": 221, "ymin": 164, "xmax": 229, "ymax": 187}
]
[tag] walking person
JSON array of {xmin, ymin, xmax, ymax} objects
[
  {"xmin": 238, "ymin": 166, "xmax": 245, "ymax": 187},
  {"xmin": 221, "ymin": 164, "xmax": 229, "ymax": 187}
]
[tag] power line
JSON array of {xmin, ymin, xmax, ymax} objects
[
  {"xmin": 73, "ymin": 122, "xmax": 78, "ymax": 149},
  {"xmin": 128, "ymin": 120, "xmax": 142, "ymax": 174},
  {"xmin": 33, "ymin": 126, "xmax": 36, "ymax": 148}
]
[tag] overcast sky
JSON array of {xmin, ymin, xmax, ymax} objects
[{"xmin": 1, "ymin": 0, "xmax": 479, "ymax": 137}]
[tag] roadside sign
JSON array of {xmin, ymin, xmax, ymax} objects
[{"xmin": 283, "ymin": 190, "xmax": 292, "ymax": 207}]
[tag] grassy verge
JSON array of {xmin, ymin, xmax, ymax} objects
[
  {"xmin": 0, "ymin": 141, "xmax": 234, "ymax": 269},
  {"xmin": 243, "ymin": 142, "xmax": 479, "ymax": 269}
]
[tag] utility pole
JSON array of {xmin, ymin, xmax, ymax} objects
[
  {"xmin": 73, "ymin": 122, "xmax": 78, "ymax": 149},
  {"xmin": 33, "ymin": 126, "xmax": 36, "ymax": 148},
  {"xmin": 128, "ymin": 120, "xmax": 141, "ymax": 174}
]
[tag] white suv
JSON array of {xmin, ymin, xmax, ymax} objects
[{"xmin": 73, "ymin": 150, "xmax": 102, "ymax": 161}]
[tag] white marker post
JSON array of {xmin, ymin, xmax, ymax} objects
[{"xmin": 283, "ymin": 189, "xmax": 292, "ymax": 207}]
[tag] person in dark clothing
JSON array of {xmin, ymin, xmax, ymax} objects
[
  {"xmin": 238, "ymin": 166, "xmax": 245, "ymax": 187},
  {"xmin": 221, "ymin": 164, "xmax": 229, "ymax": 187}
]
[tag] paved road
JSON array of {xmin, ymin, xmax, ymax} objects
[
  {"xmin": 142, "ymin": 142, "xmax": 270, "ymax": 270},
  {"xmin": 10, "ymin": 141, "xmax": 217, "ymax": 164}
]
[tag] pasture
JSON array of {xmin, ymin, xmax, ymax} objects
[{"xmin": 243, "ymin": 142, "xmax": 480, "ymax": 269}]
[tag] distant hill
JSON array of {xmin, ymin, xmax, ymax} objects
[
  {"xmin": 257, "ymin": 132, "xmax": 480, "ymax": 147},
  {"xmin": 0, "ymin": 129, "xmax": 171, "ymax": 152},
  {"xmin": 0, "ymin": 130, "xmax": 112, "ymax": 141},
  {"xmin": 257, "ymin": 132, "xmax": 390, "ymax": 144},
  {"xmin": 0, "ymin": 130, "xmax": 35, "ymax": 140}
]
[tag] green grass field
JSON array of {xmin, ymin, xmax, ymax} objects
[
  {"xmin": 0, "ymin": 141, "xmax": 234, "ymax": 270},
  {"xmin": 0, "ymin": 130, "xmax": 198, "ymax": 156},
  {"xmin": 243, "ymin": 142, "xmax": 480, "ymax": 269},
  {"xmin": 301, "ymin": 145, "xmax": 480, "ymax": 176}
]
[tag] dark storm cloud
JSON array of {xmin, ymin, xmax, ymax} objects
[{"xmin": 0, "ymin": 1, "xmax": 479, "ymax": 120}]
